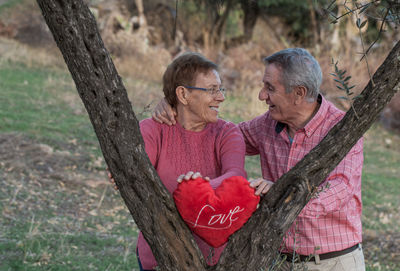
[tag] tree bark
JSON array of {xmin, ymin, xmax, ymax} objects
[
  {"xmin": 307, "ymin": 0, "xmax": 319, "ymax": 45},
  {"xmin": 225, "ymin": 0, "xmax": 260, "ymax": 48},
  {"xmin": 36, "ymin": 1, "xmax": 206, "ymax": 270},
  {"xmin": 240, "ymin": 0, "xmax": 259, "ymax": 40},
  {"xmin": 216, "ymin": 40, "xmax": 400, "ymax": 269},
  {"xmin": 36, "ymin": 0, "xmax": 400, "ymax": 270},
  {"xmin": 201, "ymin": 0, "xmax": 233, "ymax": 53}
]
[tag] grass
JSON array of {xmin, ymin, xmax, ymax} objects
[
  {"xmin": 0, "ymin": 59, "xmax": 140, "ymax": 270},
  {"xmin": 0, "ymin": 60, "xmax": 99, "ymax": 153},
  {"xmin": 0, "ymin": 179, "xmax": 140, "ymax": 271},
  {"xmin": 1, "ymin": 43, "xmax": 399, "ymax": 270},
  {"xmin": 362, "ymin": 125, "xmax": 400, "ymax": 233},
  {"xmin": 0, "ymin": 160, "xmax": 140, "ymax": 270},
  {"xmin": 0, "ymin": 0, "xmax": 24, "ymax": 14}
]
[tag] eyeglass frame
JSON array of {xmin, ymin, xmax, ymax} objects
[{"xmin": 184, "ymin": 86, "xmax": 226, "ymax": 96}]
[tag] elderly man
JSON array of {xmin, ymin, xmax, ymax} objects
[{"xmin": 153, "ymin": 48, "xmax": 365, "ymax": 270}]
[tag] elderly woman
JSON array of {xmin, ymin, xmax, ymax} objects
[{"xmin": 135, "ymin": 52, "xmax": 246, "ymax": 270}]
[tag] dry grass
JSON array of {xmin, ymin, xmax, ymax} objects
[
  {"xmin": 0, "ymin": 133, "xmax": 139, "ymax": 270},
  {"xmin": 0, "ymin": 37, "xmax": 66, "ymax": 69},
  {"xmin": 0, "ymin": 36, "xmax": 165, "ymax": 120}
]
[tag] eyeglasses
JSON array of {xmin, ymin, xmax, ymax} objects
[{"xmin": 184, "ymin": 86, "xmax": 226, "ymax": 96}]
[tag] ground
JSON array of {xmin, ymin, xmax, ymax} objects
[
  {"xmin": 0, "ymin": 24, "xmax": 399, "ymax": 269},
  {"xmin": 1, "ymin": 130, "xmax": 399, "ymax": 270},
  {"xmin": 0, "ymin": 133, "xmax": 140, "ymax": 270}
]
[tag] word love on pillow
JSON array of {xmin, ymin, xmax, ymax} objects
[{"xmin": 173, "ymin": 176, "xmax": 260, "ymax": 248}]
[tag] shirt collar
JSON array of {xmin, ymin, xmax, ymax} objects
[
  {"xmin": 275, "ymin": 121, "xmax": 286, "ymax": 134},
  {"xmin": 275, "ymin": 94, "xmax": 326, "ymax": 137}
]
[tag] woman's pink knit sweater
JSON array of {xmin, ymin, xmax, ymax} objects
[{"xmin": 137, "ymin": 118, "xmax": 246, "ymax": 269}]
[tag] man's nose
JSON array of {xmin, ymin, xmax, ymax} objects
[{"xmin": 259, "ymin": 88, "xmax": 268, "ymax": 101}]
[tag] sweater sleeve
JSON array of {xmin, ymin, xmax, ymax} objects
[
  {"xmin": 139, "ymin": 119, "xmax": 160, "ymax": 167},
  {"xmin": 209, "ymin": 122, "xmax": 247, "ymax": 189}
]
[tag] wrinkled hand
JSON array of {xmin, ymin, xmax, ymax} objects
[
  {"xmin": 249, "ymin": 178, "xmax": 274, "ymax": 196},
  {"xmin": 107, "ymin": 168, "xmax": 118, "ymax": 190},
  {"xmin": 177, "ymin": 171, "xmax": 210, "ymax": 183},
  {"xmin": 152, "ymin": 98, "xmax": 177, "ymax": 126}
]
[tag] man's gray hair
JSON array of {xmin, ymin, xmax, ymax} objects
[{"xmin": 263, "ymin": 48, "xmax": 322, "ymax": 101}]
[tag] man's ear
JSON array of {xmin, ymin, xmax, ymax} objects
[
  {"xmin": 176, "ymin": 86, "xmax": 188, "ymax": 105},
  {"xmin": 294, "ymin": 86, "xmax": 307, "ymax": 104}
]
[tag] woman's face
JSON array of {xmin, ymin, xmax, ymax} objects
[{"xmin": 185, "ymin": 69, "xmax": 225, "ymax": 124}]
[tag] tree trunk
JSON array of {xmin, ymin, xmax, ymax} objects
[
  {"xmin": 36, "ymin": 0, "xmax": 400, "ymax": 270},
  {"xmin": 35, "ymin": 1, "xmax": 206, "ymax": 270},
  {"xmin": 240, "ymin": 0, "xmax": 259, "ymax": 41},
  {"xmin": 225, "ymin": 0, "xmax": 259, "ymax": 48},
  {"xmin": 201, "ymin": 0, "xmax": 233, "ymax": 53},
  {"xmin": 135, "ymin": 0, "xmax": 146, "ymax": 28},
  {"xmin": 216, "ymin": 39, "xmax": 400, "ymax": 270},
  {"xmin": 307, "ymin": 0, "xmax": 319, "ymax": 46}
]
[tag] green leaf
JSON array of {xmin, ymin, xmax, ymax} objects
[
  {"xmin": 344, "ymin": 5, "xmax": 352, "ymax": 13},
  {"xmin": 349, "ymin": 85, "xmax": 356, "ymax": 89},
  {"xmin": 338, "ymin": 96, "xmax": 348, "ymax": 100},
  {"xmin": 356, "ymin": 18, "xmax": 361, "ymax": 28},
  {"xmin": 334, "ymin": 79, "xmax": 342, "ymax": 84},
  {"xmin": 344, "ymin": 76, "xmax": 352, "ymax": 82},
  {"xmin": 359, "ymin": 3, "xmax": 370, "ymax": 14},
  {"xmin": 336, "ymin": 85, "xmax": 344, "ymax": 90},
  {"xmin": 360, "ymin": 20, "xmax": 367, "ymax": 29}
]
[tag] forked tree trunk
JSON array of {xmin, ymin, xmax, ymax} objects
[
  {"xmin": 225, "ymin": 0, "xmax": 259, "ymax": 48},
  {"xmin": 36, "ymin": 0, "xmax": 400, "ymax": 270},
  {"xmin": 36, "ymin": 1, "xmax": 206, "ymax": 270}
]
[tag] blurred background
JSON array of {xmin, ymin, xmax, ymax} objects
[{"xmin": 0, "ymin": 0, "xmax": 399, "ymax": 270}]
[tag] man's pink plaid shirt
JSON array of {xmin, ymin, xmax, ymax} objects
[{"xmin": 239, "ymin": 95, "xmax": 363, "ymax": 255}]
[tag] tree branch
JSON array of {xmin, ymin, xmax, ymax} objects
[{"xmin": 217, "ymin": 40, "xmax": 400, "ymax": 270}]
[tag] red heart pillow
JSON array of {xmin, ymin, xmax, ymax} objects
[{"xmin": 173, "ymin": 176, "xmax": 259, "ymax": 248}]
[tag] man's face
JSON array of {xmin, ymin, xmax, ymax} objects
[{"xmin": 258, "ymin": 63, "xmax": 297, "ymax": 124}]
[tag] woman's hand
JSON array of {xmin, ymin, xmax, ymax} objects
[
  {"xmin": 107, "ymin": 168, "xmax": 118, "ymax": 190},
  {"xmin": 152, "ymin": 98, "xmax": 177, "ymax": 125},
  {"xmin": 249, "ymin": 178, "xmax": 274, "ymax": 196},
  {"xmin": 177, "ymin": 171, "xmax": 210, "ymax": 183}
]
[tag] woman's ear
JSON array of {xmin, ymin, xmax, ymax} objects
[{"xmin": 176, "ymin": 86, "xmax": 188, "ymax": 105}]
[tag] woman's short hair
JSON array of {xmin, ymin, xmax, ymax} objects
[
  {"xmin": 163, "ymin": 52, "xmax": 218, "ymax": 107},
  {"xmin": 263, "ymin": 48, "xmax": 322, "ymax": 101}
]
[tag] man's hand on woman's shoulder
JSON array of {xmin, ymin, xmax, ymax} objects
[{"xmin": 152, "ymin": 98, "xmax": 177, "ymax": 125}]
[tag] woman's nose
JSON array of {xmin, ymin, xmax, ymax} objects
[{"xmin": 215, "ymin": 90, "xmax": 225, "ymax": 101}]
